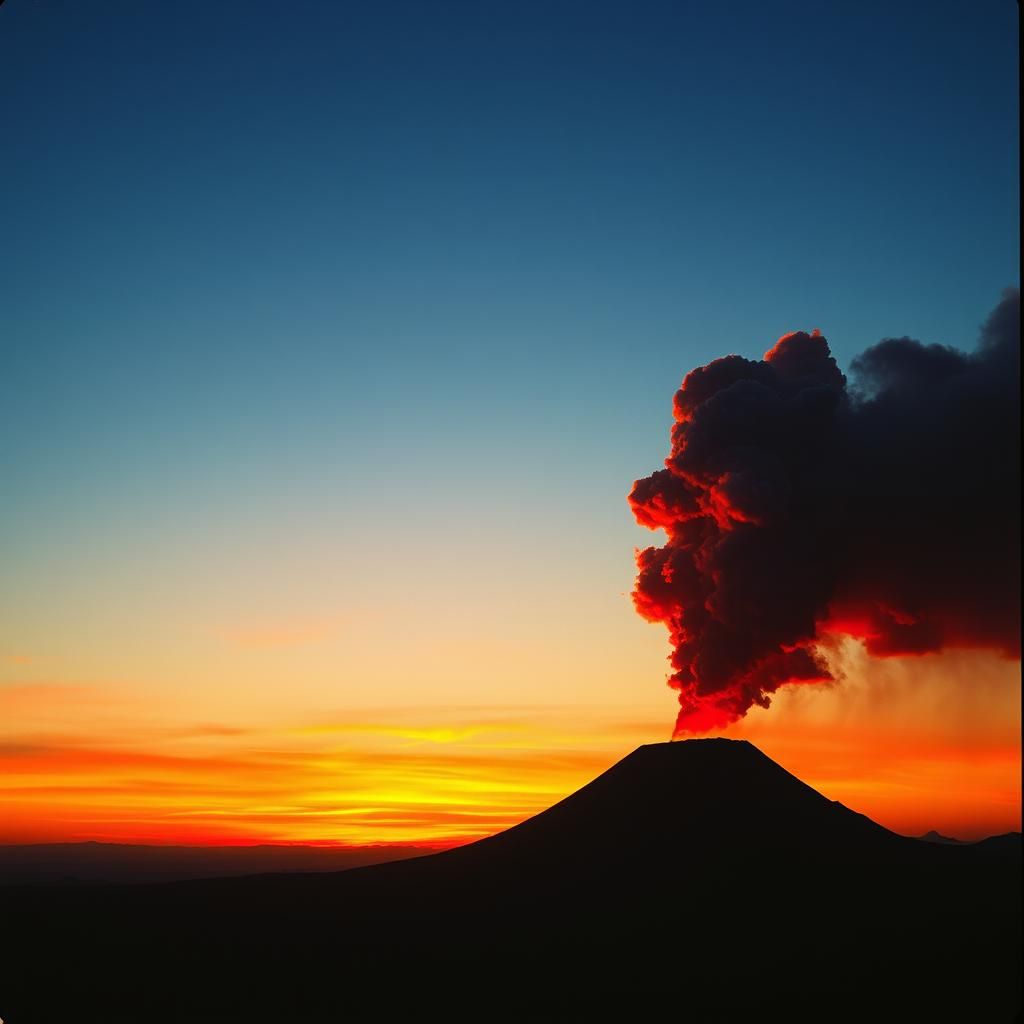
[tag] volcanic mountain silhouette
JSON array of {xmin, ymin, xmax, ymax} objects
[
  {"xmin": 299, "ymin": 738, "xmax": 928, "ymax": 908},
  {"xmin": 2, "ymin": 739, "xmax": 1019, "ymax": 1022},
  {"xmin": 433, "ymin": 737, "xmax": 905, "ymax": 868}
]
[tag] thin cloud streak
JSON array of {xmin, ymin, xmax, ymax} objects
[
  {"xmin": 0, "ymin": 712, "xmax": 622, "ymax": 846},
  {"xmin": 1, "ymin": 677, "xmax": 1017, "ymax": 845}
]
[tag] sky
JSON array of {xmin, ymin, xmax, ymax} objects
[{"xmin": 1, "ymin": 0, "xmax": 1019, "ymax": 845}]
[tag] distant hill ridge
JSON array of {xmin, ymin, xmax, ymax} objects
[{"xmin": 0, "ymin": 839, "xmax": 433, "ymax": 885}]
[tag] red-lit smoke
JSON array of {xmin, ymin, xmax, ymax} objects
[{"xmin": 629, "ymin": 291, "xmax": 1021, "ymax": 736}]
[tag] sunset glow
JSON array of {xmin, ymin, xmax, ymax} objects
[
  {"xmin": 2, "ymin": 640, "xmax": 1018, "ymax": 846},
  {"xmin": 1, "ymin": 0, "xmax": 1018, "ymax": 862}
]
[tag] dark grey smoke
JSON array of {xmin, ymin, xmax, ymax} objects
[{"xmin": 629, "ymin": 290, "xmax": 1020, "ymax": 735}]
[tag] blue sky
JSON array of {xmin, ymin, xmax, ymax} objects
[{"xmin": 0, "ymin": 0, "xmax": 1017, "ymax": 715}]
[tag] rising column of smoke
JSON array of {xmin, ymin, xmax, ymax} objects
[{"xmin": 629, "ymin": 290, "xmax": 1020, "ymax": 736}]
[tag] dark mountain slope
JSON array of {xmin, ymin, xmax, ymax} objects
[
  {"xmin": 917, "ymin": 829, "xmax": 966, "ymax": 844},
  {"xmin": 1, "ymin": 740, "xmax": 1019, "ymax": 1022},
  {"xmin": 436, "ymin": 737, "xmax": 912, "ymax": 865}
]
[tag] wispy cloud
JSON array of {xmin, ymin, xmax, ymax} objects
[
  {"xmin": 0, "ymin": 683, "xmax": 119, "ymax": 714},
  {"xmin": 2, "ymin": 670, "xmax": 1017, "ymax": 846},
  {"xmin": 215, "ymin": 613, "xmax": 348, "ymax": 650},
  {"xmin": 0, "ymin": 710, "xmax": 621, "ymax": 846},
  {"xmin": 292, "ymin": 722, "xmax": 514, "ymax": 744}
]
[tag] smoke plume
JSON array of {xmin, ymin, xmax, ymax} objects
[{"xmin": 629, "ymin": 290, "xmax": 1020, "ymax": 736}]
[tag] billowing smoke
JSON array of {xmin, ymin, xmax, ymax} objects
[{"xmin": 629, "ymin": 290, "xmax": 1020, "ymax": 736}]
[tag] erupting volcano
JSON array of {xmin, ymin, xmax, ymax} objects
[{"xmin": 629, "ymin": 291, "xmax": 1021, "ymax": 736}]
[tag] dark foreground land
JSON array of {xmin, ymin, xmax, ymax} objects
[
  {"xmin": 2, "ymin": 739, "xmax": 1020, "ymax": 1022},
  {"xmin": 0, "ymin": 839, "xmax": 432, "ymax": 886}
]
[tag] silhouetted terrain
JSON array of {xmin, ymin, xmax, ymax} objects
[
  {"xmin": 917, "ymin": 829, "xmax": 966, "ymax": 844},
  {"xmin": 2, "ymin": 740, "xmax": 1019, "ymax": 1022},
  {"xmin": 0, "ymin": 839, "xmax": 431, "ymax": 885}
]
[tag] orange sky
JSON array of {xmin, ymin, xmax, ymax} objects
[
  {"xmin": 1, "ymin": 640, "xmax": 1018, "ymax": 846},
  {"xmin": 0, "ymin": 0, "xmax": 1017, "ymax": 860}
]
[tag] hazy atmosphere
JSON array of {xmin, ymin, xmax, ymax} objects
[{"xmin": 2, "ymin": 0, "xmax": 1018, "ymax": 849}]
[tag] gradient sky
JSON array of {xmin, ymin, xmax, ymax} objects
[{"xmin": 1, "ymin": 1, "xmax": 1019, "ymax": 846}]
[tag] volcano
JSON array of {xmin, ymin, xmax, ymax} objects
[{"xmin": 2, "ymin": 740, "xmax": 1019, "ymax": 1021}]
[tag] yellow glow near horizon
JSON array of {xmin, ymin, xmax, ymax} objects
[{"xmin": 0, "ymin": 643, "xmax": 1019, "ymax": 847}]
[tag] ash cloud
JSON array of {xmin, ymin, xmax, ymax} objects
[{"xmin": 629, "ymin": 290, "xmax": 1020, "ymax": 736}]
